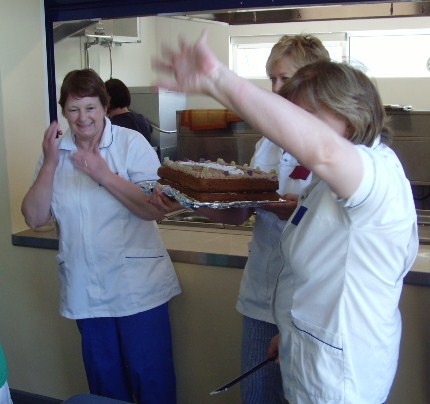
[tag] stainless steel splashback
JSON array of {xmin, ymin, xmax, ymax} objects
[
  {"xmin": 388, "ymin": 110, "xmax": 430, "ymax": 186},
  {"xmin": 176, "ymin": 111, "xmax": 261, "ymax": 165},
  {"xmin": 387, "ymin": 110, "xmax": 430, "ymax": 210}
]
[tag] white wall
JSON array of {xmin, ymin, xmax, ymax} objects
[
  {"xmin": 1, "ymin": 0, "xmax": 49, "ymax": 232},
  {"xmin": 0, "ymin": 0, "xmax": 89, "ymax": 398}
]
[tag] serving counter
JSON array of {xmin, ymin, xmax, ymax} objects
[
  {"xmin": 10, "ymin": 222, "xmax": 430, "ymax": 403},
  {"xmin": 11, "ymin": 222, "xmax": 430, "ymax": 287}
]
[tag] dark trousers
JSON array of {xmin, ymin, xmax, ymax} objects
[{"xmin": 76, "ymin": 303, "xmax": 176, "ymax": 404}]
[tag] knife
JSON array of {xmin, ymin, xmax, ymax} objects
[{"xmin": 210, "ymin": 355, "xmax": 277, "ymax": 395}]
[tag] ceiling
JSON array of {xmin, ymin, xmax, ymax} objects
[{"xmin": 53, "ymin": 1, "xmax": 430, "ymax": 43}]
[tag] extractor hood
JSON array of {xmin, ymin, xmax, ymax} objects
[
  {"xmin": 175, "ymin": 1, "xmax": 430, "ymax": 25},
  {"xmin": 53, "ymin": 18, "xmax": 140, "ymax": 44},
  {"xmin": 53, "ymin": 20, "xmax": 97, "ymax": 43}
]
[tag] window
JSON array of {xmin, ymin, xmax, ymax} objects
[
  {"xmin": 231, "ymin": 33, "xmax": 346, "ymax": 79},
  {"xmin": 232, "ymin": 31, "xmax": 430, "ymax": 79},
  {"xmin": 348, "ymin": 34, "xmax": 430, "ymax": 77}
]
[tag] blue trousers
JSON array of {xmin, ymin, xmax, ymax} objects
[
  {"xmin": 76, "ymin": 303, "xmax": 176, "ymax": 404},
  {"xmin": 241, "ymin": 316, "xmax": 287, "ymax": 404}
]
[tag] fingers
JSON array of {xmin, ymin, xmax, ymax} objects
[
  {"xmin": 70, "ymin": 152, "xmax": 88, "ymax": 172},
  {"xmin": 152, "ymin": 48, "xmax": 180, "ymax": 91},
  {"xmin": 153, "ymin": 59, "xmax": 173, "ymax": 74},
  {"xmin": 153, "ymin": 79, "xmax": 180, "ymax": 93},
  {"xmin": 178, "ymin": 35, "xmax": 188, "ymax": 52},
  {"xmin": 282, "ymin": 193, "xmax": 299, "ymax": 202},
  {"xmin": 196, "ymin": 29, "xmax": 208, "ymax": 49},
  {"xmin": 44, "ymin": 121, "xmax": 58, "ymax": 140},
  {"xmin": 153, "ymin": 30, "xmax": 218, "ymax": 94},
  {"xmin": 149, "ymin": 187, "xmax": 182, "ymax": 214},
  {"xmin": 268, "ymin": 334, "xmax": 280, "ymax": 363}
]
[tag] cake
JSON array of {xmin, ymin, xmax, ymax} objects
[{"xmin": 157, "ymin": 158, "xmax": 280, "ymax": 202}]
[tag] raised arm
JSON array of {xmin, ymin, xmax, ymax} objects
[
  {"xmin": 21, "ymin": 122, "xmax": 59, "ymax": 229},
  {"xmin": 155, "ymin": 32, "xmax": 363, "ymax": 200}
]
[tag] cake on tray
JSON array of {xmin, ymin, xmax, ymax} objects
[{"xmin": 157, "ymin": 158, "xmax": 280, "ymax": 203}]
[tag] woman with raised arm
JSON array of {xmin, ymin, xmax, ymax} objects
[{"xmin": 154, "ymin": 33, "xmax": 418, "ymax": 403}]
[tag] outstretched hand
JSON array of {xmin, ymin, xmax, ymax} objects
[{"xmin": 153, "ymin": 31, "xmax": 221, "ymax": 95}]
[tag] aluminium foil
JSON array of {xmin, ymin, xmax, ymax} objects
[{"xmin": 139, "ymin": 180, "xmax": 284, "ymax": 210}]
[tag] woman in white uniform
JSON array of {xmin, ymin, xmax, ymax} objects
[
  {"xmin": 22, "ymin": 69, "xmax": 181, "ymax": 404},
  {"xmin": 151, "ymin": 35, "xmax": 329, "ymax": 403},
  {"xmin": 154, "ymin": 33, "xmax": 418, "ymax": 404}
]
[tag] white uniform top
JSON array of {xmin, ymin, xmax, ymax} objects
[
  {"xmin": 274, "ymin": 138, "xmax": 418, "ymax": 403},
  {"xmin": 35, "ymin": 118, "xmax": 181, "ymax": 319},
  {"xmin": 236, "ymin": 137, "xmax": 312, "ymax": 323}
]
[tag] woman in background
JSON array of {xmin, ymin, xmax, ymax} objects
[
  {"xmin": 151, "ymin": 34, "xmax": 330, "ymax": 403},
  {"xmin": 153, "ymin": 33, "xmax": 418, "ymax": 403},
  {"xmin": 105, "ymin": 78, "xmax": 153, "ymax": 143},
  {"xmin": 235, "ymin": 35, "xmax": 329, "ymax": 404},
  {"xmin": 22, "ymin": 69, "xmax": 181, "ymax": 404}
]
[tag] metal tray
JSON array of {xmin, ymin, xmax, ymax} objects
[{"xmin": 139, "ymin": 180, "xmax": 284, "ymax": 210}]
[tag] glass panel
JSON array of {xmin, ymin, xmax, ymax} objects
[
  {"xmin": 233, "ymin": 40, "xmax": 345, "ymax": 78},
  {"xmin": 349, "ymin": 34, "xmax": 430, "ymax": 77},
  {"xmin": 234, "ymin": 44, "xmax": 273, "ymax": 78}
]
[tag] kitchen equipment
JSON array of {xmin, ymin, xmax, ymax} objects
[
  {"xmin": 176, "ymin": 109, "xmax": 262, "ymax": 165},
  {"xmin": 387, "ymin": 109, "xmax": 430, "ymax": 210},
  {"xmin": 129, "ymin": 86, "xmax": 186, "ymax": 160},
  {"xmin": 387, "ymin": 110, "xmax": 430, "ymax": 186},
  {"xmin": 210, "ymin": 355, "xmax": 277, "ymax": 395}
]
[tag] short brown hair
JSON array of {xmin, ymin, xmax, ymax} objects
[
  {"xmin": 280, "ymin": 61, "xmax": 391, "ymax": 146},
  {"xmin": 105, "ymin": 78, "xmax": 131, "ymax": 111},
  {"xmin": 58, "ymin": 69, "xmax": 109, "ymax": 113}
]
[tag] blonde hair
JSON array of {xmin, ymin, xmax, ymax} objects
[
  {"xmin": 266, "ymin": 34, "xmax": 330, "ymax": 75},
  {"xmin": 280, "ymin": 61, "xmax": 391, "ymax": 146}
]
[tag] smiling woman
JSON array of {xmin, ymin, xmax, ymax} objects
[
  {"xmin": 21, "ymin": 67, "xmax": 182, "ymax": 403},
  {"xmin": 58, "ymin": 70, "xmax": 108, "ymax": 149}
]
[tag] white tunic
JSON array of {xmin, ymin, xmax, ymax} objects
[
  {"xmin": 236, "ymin": 138, "xmax": 312, "ymax": 323},
  {"xmin": 274, "ymin": 139, "xmax": 418, "ymax": 403},
  {"xmin": 35, "ymin": 119, "xmax": 181, "ymax": 319}
]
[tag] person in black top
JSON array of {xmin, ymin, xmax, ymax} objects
[{"xmin": 105, "ymin": 78, "xmax": 153, "ymax": 143}]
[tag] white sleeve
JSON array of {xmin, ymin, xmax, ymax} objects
[
  {"xmin": 250, "ymin": 137, "xmax": 283, "ymax": 173},
  {"xmin": 123, "ymin": 129, "xmax": 161, "ymax": 183}
]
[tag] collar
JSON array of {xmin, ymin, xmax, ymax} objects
[
  {"xmin": 370, "ymin": 134, "xmax": 382, "ymax": 150},
  {"xmin": 58, "ymin": 117, "xmax": 113, "ymax": 151}
]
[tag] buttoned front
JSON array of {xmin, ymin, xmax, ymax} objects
[
  {"xmin": 273, "ymin": 139, "xmax": 418, "ymax": 403},
  {"xmin": 37, "ymin": 119, "xmax": 181, "ymax": 319}
]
